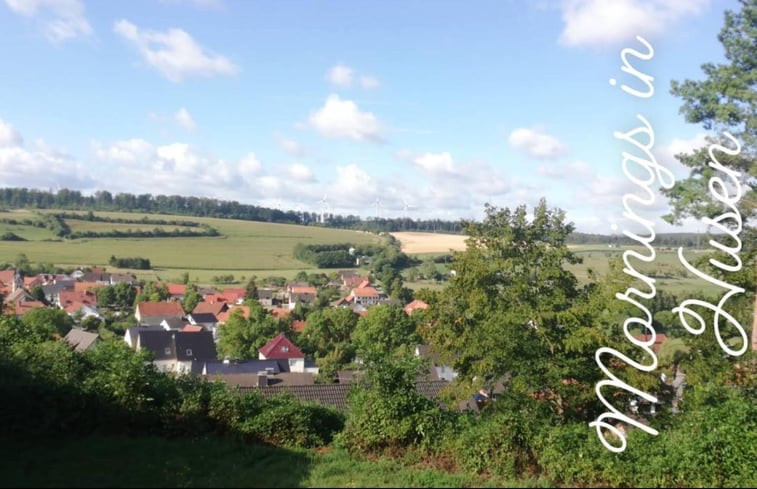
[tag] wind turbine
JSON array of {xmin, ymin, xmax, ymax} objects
[
  {"xmin": 402, "ymin": 198, "xmax": 416, "ymax": 219},
  {"xmin": 318, "ymin": 194, "xmax": 329, "ymax": 223},
  {"xmin": 373, "ymin": 197, "xmax": 383, "ymax": 219}
]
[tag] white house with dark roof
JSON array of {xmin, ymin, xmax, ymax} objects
[{"xmin": 133, "ymin": 329, "xmax": 217, "ymax": 375}]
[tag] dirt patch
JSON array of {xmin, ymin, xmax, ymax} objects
[{"xmin": 391, "ymin": 232, "xmax": 467, "ymax": 254}]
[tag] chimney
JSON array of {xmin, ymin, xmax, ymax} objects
[{"xmin": 257, "ymin": 372, "xmax": 268, "ymax": 387}]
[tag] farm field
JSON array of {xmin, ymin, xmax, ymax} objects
[
  {"xmin": 0, "ymin": 210, "xmax": 380, "ymax": 282},
  {"xmin": 393, "ymin": 232, "xmax": 722, "ymax": 297}
]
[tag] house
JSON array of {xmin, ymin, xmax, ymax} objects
[
  {"xmin": 633, "ymin": 333, "xmax": 669, "ymax": 353},
  {"xmin": 23, "ymin": 275, "xmax": 44, "ymax": 290},
  {"xmin": 193, "ymin": 300, "xmax": 228, "ymax": 317},
  {"xmin": 81, "ymin": 270, "xmax": 111, "ymax": 284},
  {"xmin": 341, "ymin": 274, "xmax": 370, "ymax": 290},
  {"xmin": 286, "ymin": 284, "xmax": 317, "ymax": 310},
  {"xmin": 220, "ymin": 288, "xmax": 246, "ymax": 305},
  {"xmin": 132, "ymin": 329, "xmax": 217, "ymax": 375},
  {"xmin": 124, "ymin": 326, "xmax": 163, "ymax": 348},
  {"xmin": 109, "ymin": 273, "xmax": 136, "ymax": 285},
  {"xmin": 216, "ymin": 306, "xmax": 250, "ymax": 325},
  {"xmin": 258, "ymin": 333, "xmax": 318, "ymax": 374},
  {"xmin": 160, "ymin": 317, "xmax": 187, "ymax": 331},
  {"xmin": 349, "ymin": 285, "xmax": 381, "ymax": 306},
  {"xmin": 187, "ymin": 312, "xmax": 219, "ymax": 339},
  {"xmin": 404, "ymin": 299, "xmax": 429, "ymax": 316},
  {"xmin": 166, "ymin": 283, "xmax": 187, "ymax": 301},
  {"xmin": 415, "ymin": 344, "xmax": 459, "ymax": 382},
  {"xmin": 0, "ymin": 269, "xmax": 21, "ymax": 297},
  {"xmin": 41, "ymin": 280, "xmax": 75, "ymax": 305},
  {"xmin": 202, "ymin": 359, "xmax": 315, "ymax": 388},
  {"xmin": 73, "ymin": 282, "xmax": 102, "ymax": 293},
  {"xmin": 63, "ymin": 328, "xmax": 100, "ymax": 352},
  {"xmin": 5, "ymin": 300, "xmax": 46, "ymax": 318},
  {"xmin": 182, "ymin": 325, "xmax": 204, "ymax": 333},
  {"xmin": 3, "ymin": 288, "xmax": 34, "ymax": 305},
  {"xmin": 135, "ymin": 301, "xmax": 185, "ymax": 327},
  {"xmin": 257, "ymin": 288, "xmax": 274, "ymax": 307},
  {"xmin": 64, "ymin": 302, "xmax": 101, "ymax": 320},
  {"xmin": 58, "ymin": 290, "xmax": 97, "ymax": 309},
  {"xmin": 269, "ymin": 307, "xmax": 291, "ymax": 319}
]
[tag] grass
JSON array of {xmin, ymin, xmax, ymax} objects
[
  {"xmin": 0, "ymin": 210, "xmax": 380, "ymax": 274},
  {"xmin": 0, "ymin": 434, "xmax": 527, "ymax": 488}
]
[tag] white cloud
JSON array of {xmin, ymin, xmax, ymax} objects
[
  {"xmin": 413, "ymin": 152, "xmax": 456, "ymax": 175},
  {"xmin": 114, "ymin": 19, "xmax": 239, "ymax": 82},
  {"xmin": 559, "ymin": 0, "xmax": 710, "ymax": 47},
  {"xmin": 287, "ymin": 163, "xmax": 315, "ymax": 182},
  {"xmin": 238, "ymin": 152, "xmax": 262, "ymax": 182},
  {"xmin": 657, "ymin": 132, "xmax": 708, "ymax": 178},
  {"xmin": 326, "ymin": 64, "xmax": 354, "ymax": 87},
  {"xmin": 0, "ymin": 119, "xmax": 93, "ymax": 189},
  {"xmin": 4, "ymin": 0, "xmax": 92, "ymax": 42},
  {"xmin": 275, "ymin": 134, "xmax": 306, "ymax": 157},
  {"xmin": 308, "ymin": 94, "xmax": 383, "ymax": 143},
  {"xmin": 0, "ymin": 118, "xmax": 23, "ymax": 147},
  {"xmin": 508, "ymin": 127, "xmax": 567, "ymax": 159},
  {"xmin": 360, "ymin": 75, "xmax": 380, "ymax": 89},
  {"xmin": 174, "ymin": 107, "xmax": 197, "ymax": 131}
]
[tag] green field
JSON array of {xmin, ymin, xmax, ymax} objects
[
  {"xmin": 0, "ymin": 210, "xmax": 380, "ymax": 282},
  {"xmin": 0, "ymin": 435, "xmax": 520, "ymax": 488}
]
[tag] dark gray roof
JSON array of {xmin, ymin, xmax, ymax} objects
[
  {"xmin": 64, "ymin": 329, "xmax": 100, "ymax": 352},
  {"xmin": 239, "ymin": 380, "xmax": 453, "ymax": 412},
  {"xmin": 257, "ymin": 289, "xmax": 273, "ymax": 299},
  {"xmin": 204, "ymin": 359, "xmax": 282, "ymax": 375},
  {"xmin": 175, "ymin": 331, "xmax": 217, "ymax": 361},
  {"xmin": 42, "ymin": 281, "xmax": 74, "ymax": 295},
  {"xmin": 189, "ymin": 312, "xmax": 218, "ymax": 324},
  {"xmin": 161, "ymin": 317, "xmax": 185, "ymax": 330},
  {"xmin": 137, "ymin": 330, "xmax": 216, "ymax": 362}
]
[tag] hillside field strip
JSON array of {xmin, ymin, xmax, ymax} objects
[{"xmin": 0, "ymin": 210, "xmax": 380, "ymax": 282}]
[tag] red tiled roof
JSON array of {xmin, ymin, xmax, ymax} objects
[
  {"xmin": 59, "ymin": 290, "xmax": 97, "ymax": 307},
  {"xmin": 217, "ymin": 306, "xmax": 251, "ymax": 324},
  {"xmin": 270, "ymin": 307, "xmax": 291, "ymax": 319},
  {"xmin": 259, "ymin": 333, "xmax": 304, "ymax": 359},
  {"xmin": 290, "ymin": 285, "xmax": 317, "ymax": 295},
  {"xmin": 202, "ymin": 293, "xmax": 228, "ymax": 305},
  {"xmin": 404, "ymin": 300, "xmax": 429, "ymax": 315},
  {"xmin": 137, "ymin": 301, "xmax": 184, "ymax": 318},
  {"xmin": 182, "ymin": 325, "xmax": 204, "ymax": 332},
  {"xmin": 221, "ymin": 288, "xmax": 246, "ymax": 302},
  {"xmin": 633, "ymin": 333, "xmax": 669, "ymax": 352},
  {"xmin": 193, "ymin": 301, "xmax": 228, "ymax": 316},
  {"xmin": 166, "ymin": 283, "xmax": 187, "ymax": 296},
  {"xmin": 291, "ymin": 320, "xmax": 307, "ymax": 334},
  {"xmin": 352, "ymin": 286, "xmax": 379, "ymax": 298},
  {"xmin": 6, "ymin": 301, "xmax": 45, "ymax": 317},
  {"xmin": 74, "ymin": 282, "xmax": 102, "ymax": 293},
  {"xmin": 357, "ymin": 279, "xmax": 372, "ymax": 289}
]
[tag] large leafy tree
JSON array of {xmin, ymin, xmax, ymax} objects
[
  {"xmin": 421, "ymin": 200, "xmax": 629, "ymax": 420},
  {"xmin": 216, "ymin": 303, "xmax": 286, "ymax": 360},
  {"xmin": 664, "ymin": 0, "xmax": 756, "ymax": 347}
]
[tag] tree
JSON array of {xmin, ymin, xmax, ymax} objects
[
  {"xmin": 182, "ymin": 284, "xmax": 200, "ymax": 314},
  {"xmin": 30, "ymin": 286, "xmax": 46, "ymax": 304},
  {"xmin": 665, "ymin": 0, "xmax": 756, "ymax": 348},
  {"xmin": 216, "ymin": 303, "xmax": 285, "ymax": 360},
  {"xmin": 21, "ymin": 307, "xmax": 74, "ymax": 338},
  {"xmin": 420, "ymin": 201, "xmax": 611, "ymax": 417},
  {"xmin": 245, "ymin": 275, "xmax": 259, "ymax": 300},
  {"xmin": 352, "ymin": 304, "xmax": 419, "ymax": 360}
]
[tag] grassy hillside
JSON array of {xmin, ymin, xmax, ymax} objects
[
  {"xmin": 0, "ymin": 209, "xmax": 380, "ymax": 282},
  {"xmin": 0, "ymin": 435, "xmax": 525, "ymax": 488}
]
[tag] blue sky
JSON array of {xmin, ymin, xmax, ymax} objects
[{"xmin": 0, "ymin": 0, "xmax": 741, "ymax": 233}]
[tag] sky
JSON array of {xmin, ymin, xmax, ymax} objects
[{"xmin": 0, "ymin": 0, "xmax": 743, "ymax": 234}]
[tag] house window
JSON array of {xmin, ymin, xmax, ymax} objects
[
  {"xmin": 281, "ymin": 346, "xmax": 289, "ymax": 353},
  {"xmin": 164, "ymin": 347, "xmax": 171, "ymax": 355},
  {"xmin": 186, "ymin": 349, "xmax": 193, "ymax": 356}
]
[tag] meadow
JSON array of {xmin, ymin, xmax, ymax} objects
[{"xmin": 0, "ymin": 209, "xmax": 380, "ymax": 283}]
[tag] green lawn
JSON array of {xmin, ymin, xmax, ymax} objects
[{"xmin": 0, "ymin": 435, "xmax": 530, "ymax": 488}]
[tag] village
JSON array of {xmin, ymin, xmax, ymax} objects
[{"xmin": 0, "ymin": 266, "xmax": 462, "ymax": 412}]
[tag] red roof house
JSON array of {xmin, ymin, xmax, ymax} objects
[{"xmin": 259, "ymin": 333, "xmax": 304, "ymax": 360}]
